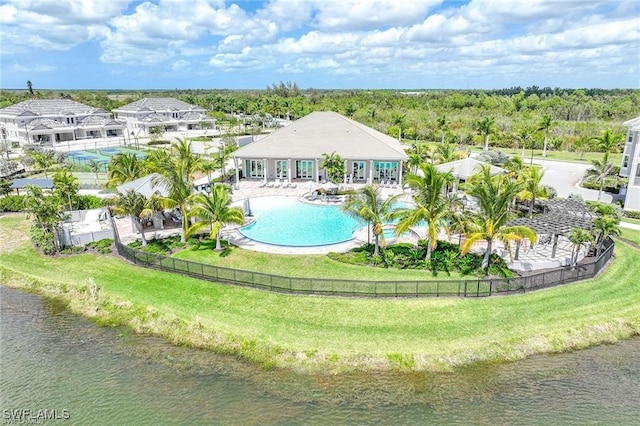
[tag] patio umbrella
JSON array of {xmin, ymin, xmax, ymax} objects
[
  {"xmin": 302, "ymin": 180, "xmax": 319, "ymax": 194},
  {"xmin": 319, "ymin": 182, "xmax": 338, "ymax": 191}
]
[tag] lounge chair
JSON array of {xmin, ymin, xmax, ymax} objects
[
  {"xmin": 289, "ymin": 182, "xmax": 297, "ymax": 189},
  {"xmin": 266, "ymin": 181, "xmax": 274, "ymax": 188},
  {"xmin": 258, "ymin": 179, "xmax": 267, "ymax": 188},
  {"xmin": 282, "ymin": 181, "xmax": 290, "ymax": 188},
  {"xmin": 274, "ymin": 179, "xmax": 281, "ymax": 188}
]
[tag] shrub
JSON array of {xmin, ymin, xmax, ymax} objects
[
  {"xmin": 0, "ymin": 195, "xmax": 25, "ymax": 212},
  {"xmin": 624, "ymin": 210, "xmax": 640, "ymax": 220},
  {"xmin": 29, "ymin": 226, "xmax": 56, "ymax": 255},
  {"xmin": 77, "ymin": 195, "xmax": 104, "ymax": 210}
]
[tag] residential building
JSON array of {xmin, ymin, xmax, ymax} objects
[
  {"xmin": 0, "ymin": 99, "xmax": 125, "ymax": 145},
  {"xmin": 112, "ymin": 97, "xmax": 215, "ymax": 137},
  {"xmin": 232, "ymin": 111, "xmax": 408, "ymax": 184},
  {"xmin": 620, "ymin": 115, "xmax": 640, "ymax": 212}
]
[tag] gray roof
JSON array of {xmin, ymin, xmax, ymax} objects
[
  {"xmin": 232, "ymin": 111, "xmax": 408, "ymax": 161},
  {"xmin": 116, "ymin": 173, "xmax": 169, "ymax": 198},
  {"xmin": 113, "ymin": 97, "xmax": 206, "ymax": 113},
  {"xmin": 0, "ymin": 99, "xmax": 102, "ymax": 117},
  {"xmin": 435, "ymin": 157, "xmax": 505, "ymax": 180}
]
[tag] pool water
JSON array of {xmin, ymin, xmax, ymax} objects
[{"xmin": 239, "ymin": 196, "xmax": 363, "ymax": 246}]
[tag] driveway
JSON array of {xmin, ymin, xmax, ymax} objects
[{"xmin": 535, "ymin": 158, "xmax": 613, "ymax": 203}]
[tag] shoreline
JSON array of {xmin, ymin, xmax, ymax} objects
[
  {"xmin": 2, "ymin": 214, "xmax": 640, "ymax": 374},
  {"xmin": 1, "ymin": 262, "xmax": 639, "ymax": 374}
]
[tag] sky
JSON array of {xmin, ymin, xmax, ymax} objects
[{"xmin": 1, "ymin": 0, "xmax": 639, "ymax": 90}]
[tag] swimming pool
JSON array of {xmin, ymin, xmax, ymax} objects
[{"xmin": 238, "ymin": 196, "xmax": 363, "ymax": 247}]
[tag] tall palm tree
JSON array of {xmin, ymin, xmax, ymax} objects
[
  {"xmin": 591, "ymin": 215, "xmax": 620, "ymax": 256},
  {"xmin": 186, "ymin": 185, "xmax": 244, "ymax": 251},
  {"xmin": 391, "ymin": 112, "xmax": 407, "ymax": 141},
  {"xmin": 53, "ymin": 168, "xmax": 79, "ymax": 211},
  {"xmin": 538, "ymin": 114, "xmax": 554, "ymax": 157},
  {"xmin": 436, "ymin": 141, "xmax": 456, "ymax": 164},
  {"xmin": 342, "ymin": 185, "xmax": 401, "ymax": 256},
  {"xmin": 589, "ymin": 129, "xmax": 622, "ymax": 167},
  {"xmin": 149, "ymin": 140, "xmax": 203, "ymax": 243},
  {"xmin": 462, "ymin": 165, "xmax": 536, "ymax": 270},
  {"xmin": 111, "ymin": 189, "xmax": 161, "ymax": 247},
  {"xmin": 107, "ymin": 152, "xmax": 144, "ymax": 186},
  {"xmin": 584, "ymin": 159, "xmax": 616, "ymax": 202},
  {"xmin": 567, "ymin": 227, "xmax": 594, "ymax": 266},
  {"xmin": 436, "ymin": 114, "xmax": 448, "ymax": 144},
  {"xmin": 393, "ymin": 163, "xmax": 454, "ymax": 261},
  {"xmin": 517, "ymin": 166, "xmax": 549, "ymax": 218},
  {"xmin": 475, "ymin": 117, "xmax": 495, "ymax": 151},
  {"xmin": 86, "ymin": 159, "xmax": 102, "ymax": 186}
]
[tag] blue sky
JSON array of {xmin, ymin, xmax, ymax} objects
[{"xmin": 1, "ymin": 0, "xmax": 639, "ymax": 90}]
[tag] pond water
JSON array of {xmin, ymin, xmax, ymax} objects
[{"xmin": 2, "ymin": 285, "xmax": 639, "ymax": 425}]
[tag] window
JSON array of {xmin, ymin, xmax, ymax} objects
[
  {"xmin": 65, "ymin": 117, "xmax": 75, "ymax": 124},
  {"xmin": 623, "ymin": 156, "xmax": 629, "ymax": 168},
  {"xmin": 373, "ymin": 161, "xmax": 398, "ymax": 181},
  {"xmin": 352, "ymin": 161, "xmax": 366, "ymax": 180},
  {"xmin": 296, "ymin": 160, "xmax": 313, "ymax": 179},
  {"xmin": 275, "ymin": 160, "xmax": 288, "ymax": 179},
  {"xmin": 245, "ymin": 159, "xmax": 264, "ymax": 178}
]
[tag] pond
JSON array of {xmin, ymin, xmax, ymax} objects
[{"xmin": 2, "ymin": 285, "xmax": 639, "ymax": 424}]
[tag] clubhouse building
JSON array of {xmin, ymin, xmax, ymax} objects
[
  {"xmin": 112, "ymin": 98, "xmax": 215, "ymax": 137},
  {"xmin": 0, "ymin": 99, "xmax": 125, "ymax": 145},
  {"xmin": 232, "ymin": 111, "xmax": 408, "ymax": 184}
]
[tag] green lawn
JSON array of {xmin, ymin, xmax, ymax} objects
[
  {"xmin": 467, "ymin": 146, "xmax": 622, "ymax": 165},
  {"xmin": 172, "ymin": 241, "xmax": 469, "ymax": 280},
  {"xmin": 619, "ymin": 227, "xmax": 640, "ymax": 246},
  {"xmin": 2, "ymin": 214, "xmax": 639, "ymax": 372}
]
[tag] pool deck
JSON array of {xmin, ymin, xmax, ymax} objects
[{"xmin": 113, "ymin": 180, "xmax": 587, "ymax": 269}]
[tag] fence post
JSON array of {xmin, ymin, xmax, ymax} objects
[
  {"xmin": 464, "ymin": 281, "xmax": 467, "ymax": 297},
  {"xmin": 489, "ymin": 280, "xmax": 492, "ymax": 296}
]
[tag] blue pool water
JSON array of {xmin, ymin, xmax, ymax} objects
[{"xmin": 239, "ymin": 196, "xmax": 363, "ymax": 246}]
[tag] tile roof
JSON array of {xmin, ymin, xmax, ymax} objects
[
  {"xmin": 114, "ymin": 97, "xmax": 206, "ymax": 113},
  {"xmin": 0, "ymin": 99, "xmax": 102, "ymax": 117}
]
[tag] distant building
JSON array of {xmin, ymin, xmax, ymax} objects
[
  {"xmin": 0, "ymin": 99, "xmax": 125, "ymax": 145},
  {"xmin": 112, "ymin": 97, "xmax": 215, "ymax": 137},
  {"xmin": 620, "ymin": 116, "xmax": 640, "ymax": 211}
]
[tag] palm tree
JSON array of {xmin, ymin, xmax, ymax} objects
[
  {"xmin": 567, "ymin": 227, "xmax": 594, "ymax": 266},
  {"xmin": 342, "ymin": 185, "xmax": 401, "ymax": 257},
  {"xmin": 149, "ymin": 140, "xmax": 203, "ymax": 243},
  {"xmin": 53, "ymin": 168, "xmax": 79, "ymax": 211},
  {"xmin": 589, "ymin": 129, "xmax": 621, "ymax": 167},
  {"xmin": 475, "ymin": 117, "xmax": 495, "ymax": 151},
  {"xmin": 436, "ymin": 115, "xmax": 448, "ymax": 144},
  {"xmin": 436, "ymin": 141, "xmax": 456, "ymax": 164},
  {"xmin": 107, "ymin": 152, "xmax": 144, "ymax": 186},
  {"xmin": 517, "ymin": 166, "xmax": 549, "ymax": 217},
  {"xmin": 393, "ymin": 163, "xmax": 454, "ymax": 261},
  {"xmin": 504, "ymin": 156, "xmax": 525, "ymax": 180},
  {"xmin": 462, "ymin": 165, "xmax": 536, "ymax": 270},
  {"xmin": 538, "ymin": 114, "xmax": 554, "ymax": 157},
  {"xmin": 27, "ymin": 80, "xmax": 34, "ymax": 97},
  {"xmin": 584, "ymin": 159, "xmax": 616, "ymax": 202},
  {"xmin": 111, "ymin": 189, "xmax": 159, "ymax": 247},
  {"xmin": 86, "ymin": 159, "xmax": 102, "ymax": 186},
  {"xmin": 391, "ymin": 112, "xmax": 407, "ymax": 141},
  {"xmin": 321, "ymin": 151, "xmax": 346, "ymax": 183},
  {"xmin": 186, "ymin": 185, "xmax": 244, "ymax": 251},
  {"xmin": 591, "ymin": 215, "xmax": 620, "ymax": 256}
]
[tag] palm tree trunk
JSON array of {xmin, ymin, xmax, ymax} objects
[
  {"xmin": 215, "ymin": 231, "xmax": 222, "ymax": 251},
  {"xmin": 483, "ymin": 135, "xmax": 489, "ymax": 151},
  {"xmin": 482, "ymin": 239, "xmax": 492, "ymax": 270},
  {"xmin": 542, "ymin": 134, "xmax": 548, "ymax": 157},
  {"xmin": 425, "ymin": 239, "xmax": 432, "ymax": 261},
  {"xmin": 134, "ymin": 219, "xmax": 147, "ymax": 247},
  {"xmin": 373, "ymin": 234, "xmax": 380, "ymax": 256},
  {"xmin": 530, "ymin": 194, "xmax": 535, "ymax": 218}
]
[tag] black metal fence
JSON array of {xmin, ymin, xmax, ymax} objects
[{"xmin": 113, "ymin": 237, "xmax": 615, "ymax": 298}]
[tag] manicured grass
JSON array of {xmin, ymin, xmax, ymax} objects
[
  {"xmin": 621, "ymin": 217, "xmax": 640, "ymax": 225},
  {"xmin": 619, "ymin": 227, "xmax": 640, "ymax": 246},
  {"xmin": 2, "ymin": 214, "xmax": 639, "ymax": 372},
  {"xmin": 172, "ymin": 241, "xmax": 470, "ymax": 280},
  {"xmin": 468, "ymin": 146, "xmax": 622, "ymax": 165}
]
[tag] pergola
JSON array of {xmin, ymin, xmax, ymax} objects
[{"xmin": 509, "ymin": 199, "xmax": 594, "ymax": 259}]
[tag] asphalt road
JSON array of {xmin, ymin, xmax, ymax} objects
[{"xmin": 535, "ymin": 158, "xmax": 613, "ymax": 203}]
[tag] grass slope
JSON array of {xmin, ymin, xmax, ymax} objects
[{"xmin": 1, "ymin": 214, "xmax": 639, "ymax": 372}]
